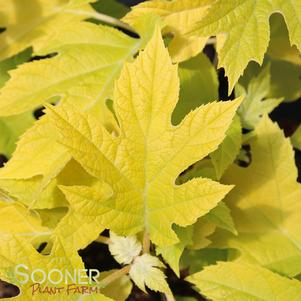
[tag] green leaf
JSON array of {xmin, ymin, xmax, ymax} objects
[
  {"xmin": 181, "ymin": 248, "xmax": 230, "ymax": 274},
  {"xmin": 92, "ymin": 0, "xmax": 129, "ymax": 19},
  {"xmin": 204, "ymin": 201, "xmax": 237, "ymax": 235},
  {"xmin": 0, "ymin": 111, "xmax": 35, "ymax": 158},
  {"xmin": 0, "ymin": 48, "xmax": 34, "ymax": 157},
  {"xmin": 0, "ymin": 48, "xmax": 32, "ymax": 88},
  {"xmin": 47, "ymin": 30, "xmax": 240, "ymax": 246},
  {"xmin": 236, "ymin": 64, "xmax": 283, "ymax": 130},
  {"xmin": 172, "ymin": 53, "xmax": 218, "ymax": 125},
  {"xmin": 188, "ymin": 262, "xmax": 301, "ymax": 301},
  {"xmin": 157, "ymin": 225, "xmax": 193, "ymax": 276}
]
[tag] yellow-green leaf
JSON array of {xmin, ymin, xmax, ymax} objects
[
  {"xmin": 188, "ymin": 262, "xmax": 301, "ymax": 301},
  {"xmin": 0, "ymin": 111, "xmax": 35, "ymax": 158},
  {"xmin": 189, "ymin": 0, "xmax": 301, "ymax": 92},
  {"xmin": 123, "ymin": 0, "xmax": 212, "ymax": 62},
  {"xmin": 47, "ymin": 29, "xmax": 240, "ymax": 246},
  {"xmin": 99, "ymin": 270, "xmax": 132, "ymax": 301},
  {"xmin": 204, "ymin": 201, "xmax": 237, "ymax": 235},
  {"xmin": 236, "ymin": 64, "xmax": 283, "ymax": 129},
  {"xmin": 0, "ymin": 22, "xmax": 140, "ymax": 118},
  {"xmin": 0, "ymin": 0, "xmax": 94, "ymax": 60},
  {"xmin": 156, "ymin": 225, "xmax": 193, "ymax": 276},
  {"xmin": 213, "ymin": 116, "xmax": 301, "ymax": 277},
  {"xmin": 210, "ymin": 115, "xmax": 242, "ymax": 179},
  {"xmin": 268, "ymin": 14, "xmax": 301, "ymax": 66},
  {"xmin": 0, "ymin": 234, "xmax": 102, "ymax": 301},
  {"xmin": 172, "ymin": 53, "xmax": 218, "ymax": 125},
  {"xmin": 0, "ymin": 201, "xmax": 49, "ymax": 239}
]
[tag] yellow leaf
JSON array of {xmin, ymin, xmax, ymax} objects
[
  {"xmin": 0, "ymin": 22, "xmax": 140, "ymax": 118},
  {"xmin": 0, "ymin": 0, "xmax": 94, "ymax": 60},
  {"xmin": 0, "ymin": 234, "xmax": 110, "ymax": 301},
  {"xmin": 189, "ymin": 0, "xmax": 301, "ymax": 92},
  {"xmin": 123, "ymin": 0, "xmax": 212, "ymax": 62},
  {"xmin": 188, "ymin": 262, "xmax": 301, "ymax": 301},
  {"xmin": 212, "ymin": 116, "xmax": 301, "ymax": 277},
  {"xmin": 0, "ymin": 201, "xmax": 49, "ymax": 239},
  {"xmin": 47, "ymin": 29, "xmax": 240, "ymax": 246}
]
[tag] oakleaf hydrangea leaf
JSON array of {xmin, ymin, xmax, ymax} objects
[
  {"xmin": 0, "ymin": 201, "xmax": 49, "ymax": 239},
  {"xmin": 204, "ymin": 201, "xmax": 237, "ymax": 235},
  {"xmin": 0, "ymin": 234, "xmax": 107, "ymax": 301},
  {"xmin": 0, "ymin": 0, "xmax": 95, "ymax": 60},
  {"xmin": 172, "ymin": 53, "xmax": 218, "ymax": 125},
  {"xmin": 268, "ymin": 14, "xmax": 301, "ymax": 66},
  {"xmin": 236, "ymin": 64, "xmax": 283, "ymax": 130},
  {"xmin": 129, "ymin": 254, "xmax": 171, "ymax": 295},
  {"xmin": 210, "ymin": 114, "xmax": 242, "ymax": 179},
  {"xmin": 123, "ymin": 0, "xmax": 212, "ymax": 62},
  {"xmin": 0, "ymin": 111, "xmax": 35, "ymax": 158},
  {"xmin": 99, "ymin": 270, "xmax": 132, "ymax": 301},
  {"xmin": 189, "ymin": 0, "xmax": 301, "ymax": 92},
  {"xmin": 212, "ymin": 116, "xmax": 301, "ymax": 277},
  {"xmin": 156, "ymin": 225, "xmax": 193, "ymax": 276},
  {"xmin": 188, "ymin": 262, "xmax": 301, "ymax": 301},
  {"xmin": 109, "ymin": 232, "xmax": 142, "ymax": 265},
  {"xmin": 47, "ymin": 29, "xmax": 241, "ymax": 246},
  {"xmin": 0, "ymin": 22, "xmax": 140, "ymax": 118}
]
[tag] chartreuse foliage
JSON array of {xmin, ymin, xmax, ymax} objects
[
  {"xmin": 47, "ymin": 30, "xmax": 239, "ymax": 247},
  {"xmin": 0, "ymin": 0, "xmax": 301, "ymax": 300},
  {"xmin": 187, "ymin": 0, "xmax": 301, "ymax": 91},
  {"xmin": 211, "ymin": 116, "xmax": 301, "ymax": 277}
]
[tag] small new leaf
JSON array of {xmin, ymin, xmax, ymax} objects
[
  {"xmin": 109, "ymin": 232, "xmax": 142, "ymax": 265},
  {"xmin": 129, "ymin": 254, "xmax": 171, "ymax": 295}
]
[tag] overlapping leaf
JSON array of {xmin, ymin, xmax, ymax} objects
[
  {"xmin": 0, "ymin": 234, "xmax": 111, "ymax": 301},
  {"xmin": 0, "ymin": 22, "xmax": 140, "ymax": 118},
  {"xmin": 236, "ymin": 64, "xmax": 283, "ymax": 130},
  {"xmin": 188, "ymin": 262, "xmax": 301, "ymax": 301},
  {"xmin": 0, "ymin": 0, "xmax": 95, "ymax": 60},
  {"xmin": 189, "ymin": 0, "xmax": 301, "ymax": 91},
  {"xmin": 0, "ymin": 22, "xmax": 143, "ymax": 209},
  {"xmin": 212, "ymin": 116, "xmax": 301, "ymax": 277},
  {"xmin": 123, "ymin": 0, "xmax": 212, "ymax": 62},
  {"xmin": 48, "ymin": 29, "xmax": 240, "ymax": 247}
]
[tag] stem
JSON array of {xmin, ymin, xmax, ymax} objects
[
  {"xmin": 64, "ymin": 9, "xmax": 136, "ymax": 33},
  {"xmin": 99, "ymin": 265, "xmax": 130, "ymax": 288},
  {"xmin": 142, "ymin": 232, "xmax": 150, "ymax": 253},
  {"xmin": 95, "ymin": 235, "xmax": 111, "ymax": 245}
]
